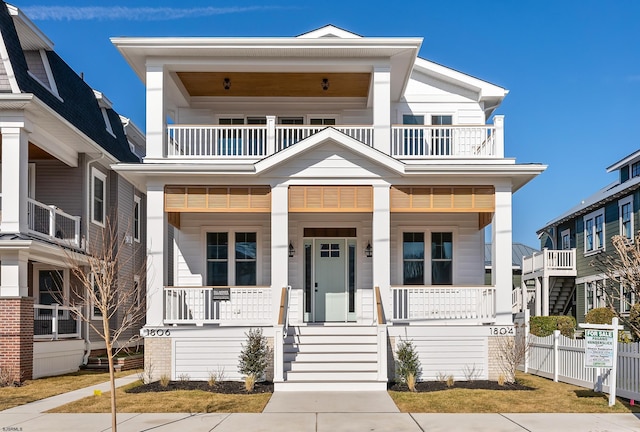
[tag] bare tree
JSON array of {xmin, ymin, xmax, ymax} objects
[
  {"xmin": 590, "ymin": 233, "xmax": 640, "ymax": 340},
  {"xmin": 495, "ymin": 323, "xmax": 530, "ymax": 383},
  {"xmin": 65, "ymin": 218, "xmax": 145, "ymax": 432}
]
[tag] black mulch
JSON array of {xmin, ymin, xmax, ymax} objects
[
  {"xmin": 126, "ymin": 380, "xmax": 274, "ymax": 395},
  {"xmin": 388, "ymin": 380, "xmax": 534, "ymax": 392}
]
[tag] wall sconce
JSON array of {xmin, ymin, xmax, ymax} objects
[
  {"xmin": 321, "ymin": 78, "xmax": 329, "ymax": 91},
  {"xmin": 365, "ymin": 241, "xmax": 373, "ymax": 258},
  {"xmin": 288, "ymin": 242, "xmax": 295, "ymax": 258},
  {"xmin": 223, "ymin": 77, "xmax": 231, "ymax": 90}
]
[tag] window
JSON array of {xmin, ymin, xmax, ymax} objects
[
  {"xmin": 632, "ymin": 161, "xmax": 640, "ymax": 178},
  {"xmin": 133, "ymin": 196, "xmax": 141, "ymax": 243},
  {"xmin": 583, "ymin": 209, "xmax": 604, "ymax": 253},
  {"xmin": 561, "ymin": 229, "xmax": 571, "ymax": 250},
  {"xmin": 91, "ymin": 273, "xmax": 103, "ymax": 319},
  {"xmin": 585, "ymin": 280, "xmax": 605, "ymax": 312},
  {"xmin": 403, "ymin": 232, "xmax": 425, "ymax": 285},
  {"xmin": 24, "ymin": 50, "xmax": 60, "ymax": 98},
  {"xmin": 134, "ymin": 275, "xmax": 142, "ymax": 308},
  {"xmin": 431, "ymin": 232, "xmax": 453, "ymax": 285},
  {"xmin": 431, "ymin": 115, "xmax": 453, "ymax": 156},
  {"xmin": 620, "ymin": 165, "xmax": 630, "ymax": 183},
  {"xmin": 37, "ymin": 269, "xmax": 64, "ymax": 306},
  {"xmin": 278, "ymin": 117, "xmax": 304, "ymax": 125},
  {"xmin": 206, "ymin": 231, "xmax": 258, "ymax": 286},
  {"xmin": 402, "ymin": 115, "xmax": 425, "ymax": 156},
  {"xmin": 101, "ymin": 108, "xmax": 115, "ymax": 137},
  {"xmin": 91, "ymin": 168, "xmax": 106, "ymax": 226},
  {"xmin": 620, "ymin": 283, "xmax": 636, "ymax": 313},
  {"xmin": 619, "ymin": 196, "xmax": 633, "ymax": 240},
  {"xmin": 310, "ymin": 118, "xmax": 336, "ymax": 126},
  {"xmin": 320, "ymin": 243, "xmax": 340, "ymax": 258}
]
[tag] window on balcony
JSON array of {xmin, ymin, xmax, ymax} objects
[
  {"xmin": 619, "ymin": 196, "xmax": 633, "ymax": 241},
  {"xmin": 583, "ymin": 209, "xmax": 604, "ymax": 254},
  {"xmin": 431, "ymin": 232, "xmax": 453, "ymax": 285},
  {"xmin": 431, "ymin": 115, "xmax": 453, "ymax": 156},
  {"xmin": 91, "ymin": 167, "xmax": 106, "ymax": 226},
  {"xmin": 402, "ymin": 115, "xmax": 425, "ymax": 156},
  {"xmin": 309, "ymin": 118, "xmax": 336, "ymax": 126},
  {"xmin": 561, "ymin": 229, "xmax": 571, "ymax": 250},
  {"xmin": 206, "ymin": 231, "xmax": 258, "ymax": 286},
  {"xmin": 36, "ymin": 268, "xmax": 66, "ymax": 307},
  {"xmin": 402, "ymin": 231, "xmax": 454, "ymax": 285},
  {"xmin": 403, "ymin": 232, "xmax": 424, "ymax": 285}
]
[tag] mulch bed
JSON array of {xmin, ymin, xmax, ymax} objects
[
  {"xmin": 388, "ymin": 380, "xmax": 533, "ymax": 392},
  {"xmin": 126, "ymin": 380, "xmax": 274, "ymax": 394}
]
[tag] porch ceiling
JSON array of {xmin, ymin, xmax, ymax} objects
[{"xmin": 177, "ymin": 72, "xmax": 371, "ymax": 98}]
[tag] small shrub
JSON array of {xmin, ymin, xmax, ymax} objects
[
  {"xmin": 497, "ymin": 374, "xmax": 506, "ymax": 386},
  {"xmin": 238, "ymin": 328, "xmax": 270, "ymax": 392},
  {"xmin": 585, "ymin": 307, "xmax": 616, "ymax": 325},
  {"xmin": 159, "ymin": 374, "xmax": 170, "ymax": 387},
  {"xmin": 446, "ymin": 375, "xmax": 455, "ymax": 388},
  {"xmin": 244, "ymin": 374, "xmax": 257, "ymax": 392},
  {"xmin": 178, "ymin": 373, "xmax": 190, "ymax": 382},
  {"xmin": 395, "ymin": 339, "xmax": 421, "ymax": 391},
  {"xmin": 138, "ymin": 362, "xmax": 154, "ymax": 384},
  {"xmin": 462, "ymin": 364, "xmax": 482, "ymax": 381},
  {"xmin": 406, "ymin": 373, "xmax": 417, "ymax": 392},
  {"xmin": 530, "ymin": 316, "xmax": 576, "ymax": 338},
  {"xmin": 207, "ymin": 371, "xmax": 217, "ymax": 387},
  {"xmin": 435, "ymin": 371, "xmax": 447, "ymax": 383},
  {"xmin": 0, "ymin": 368, "xmax": 19, "ymax": 387}
]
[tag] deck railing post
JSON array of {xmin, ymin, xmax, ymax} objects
[
  {"xmin": 266, "ymin": 116, "xmax": 276, "ymax": 155},
  {"xmin": 52, "ymin": 303, "xmax": 59, "ymax": 340},
  {"xmin": 553, "ymin": 329, "xmax": 560, "ymax": 382},
  {"xmin": 493, "ymin": 115, "xmax": 504, "ymax": 158}
]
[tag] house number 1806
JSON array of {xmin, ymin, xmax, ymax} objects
[
  {"xmin": 489, "ymin": 326, "xmax": 514, "ymax": 336},
  {"xmin": 142, "ymin": 328, "xmax": 171, "ymax": 337}
]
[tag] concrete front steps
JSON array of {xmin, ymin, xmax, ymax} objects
[{"xmin": 274, "ymin": 324, "xmax": 387, "ymax": 391}]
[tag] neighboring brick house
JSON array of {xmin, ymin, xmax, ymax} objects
[
  {"xmin": 521, "ymin": 150, "xmax": 640, "ymax": 323},
  {"xmin": 0, "ymin": 2, "xmax": 146, "ymax": 380}
]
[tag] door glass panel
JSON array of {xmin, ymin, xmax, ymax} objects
[
  {"xmin": 348, "ymin": 242, "xmax": 355, "ymax": 313},
  {"xmin": 304, "ymin": 243, "xmax": 312, "ymax": 315}
]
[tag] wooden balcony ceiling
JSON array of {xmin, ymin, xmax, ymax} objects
[
  {"xmin": 177, "ymin": 72, "xmax": 371, "ymax": 97},
  {"xmin": 0, "ymin": 140, "xmax": 56, "ymax": 160}
]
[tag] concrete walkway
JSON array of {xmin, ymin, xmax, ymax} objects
[{"xmin": 1, "ymin": 378, "xmax": 639, "ymax": 431}]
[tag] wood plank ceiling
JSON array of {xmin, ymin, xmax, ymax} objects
[{"xmin": 177, "ymin": 72, "xmax": 371, "ymax": 97}]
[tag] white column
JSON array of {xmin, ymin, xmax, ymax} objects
[
  {"xmin": 542, "ymin": 276, "xmax": 550, "ymax": 316},
  {"xmin": 271, "ymin": 185, "xmax": 289, "ymax": 322},
  {"xmin": 145, "ymin": 64, "xmax": 165, "ymax": 160},
  {"xmin": 0, "ymin": 250, "xmax": 28, "ymax": 297},
  {"xmin": 520, "ymin": 279, "xmax": 527, "ymax": 313},
  {"xmin": 372, "ymin": 66, "xmax": 391, "ymax": 154},
  {"xmin": 535, "ymin": 277, "xmax": 542, "ymax": 316},
  {"xmin": 372, "ymin": 184, "xmax": 391, "ymax": 316},
  {"xmin": 146, "ymin": 183, "xmax": 165, "ymax": 326},
  {"xmin": 491, "ymin": 183, "xmax": 513, "ymax": 324},
  {"xmin": 493, "ymin": 115, "xmax": 504, "ymax": 158},
  {"xmin": 1, "ymin": 127, "xmax": 29, "ymax": 233}
]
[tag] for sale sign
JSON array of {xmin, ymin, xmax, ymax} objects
[{"xmin": 584, "ymin": 329, "xmax": 615, "ymax": 368}]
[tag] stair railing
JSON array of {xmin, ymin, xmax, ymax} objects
[{"xmin": 274, "ymin": 285, "xmax": 291, "ymax": 383}]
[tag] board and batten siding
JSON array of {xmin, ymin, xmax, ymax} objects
[
  {"xmin": 174, "ymin": 213, "xmax": 271, "ymax": 287},
  {"xmin": 390, "ymin": 212, "xmax": 484, "ymax": 286}
]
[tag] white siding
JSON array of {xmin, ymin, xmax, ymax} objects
[
  {"xmin": 174, "ymin": 337, "xmax": 246, "ymax": 381},
  {"xmin": 175, "ymin": 213, "xmax": 271, "ymax": 287},
  {"xmin": 391, "ymin": 213, "xmax": 484, "ymax": 286}
]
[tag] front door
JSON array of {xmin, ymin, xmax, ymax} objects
[{"xmin": 314, "ymin": 239, "xmax": 347, "ymax": 322}]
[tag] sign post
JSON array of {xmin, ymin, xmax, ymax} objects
[{"xmin": 579, "ymin": 317, "xmax": 622, "ymax": 407}]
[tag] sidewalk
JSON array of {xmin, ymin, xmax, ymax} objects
[{"xmin": 1, "ymin": 378, "xmax": 639, "ymax": 431}]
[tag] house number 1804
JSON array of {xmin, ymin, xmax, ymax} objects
[
  {"xmin": 142, "ymin": 328, "xmax": 171, "ymax": 337},
  {"xmin": 489, "ymin": 326, "xmax": 514, "ymax": 336}
]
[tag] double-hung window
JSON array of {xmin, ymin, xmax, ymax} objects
[
  {"xmin": 133, "ymin": 196, "xmax": 141, "ymax": 243},
  {"xmin": 561, "ymin": 229, "xmax": 571, "ymax": 250},
  {"xmin": 583, "ymin": 209, "xmax": 604, "ymax": 253},
  {"xmin": 621, "ymin": 283, "xmax": 635, "ymax": 313},
  {"xmin": 402, "ymin": 231, "xmax": 453, "ymax": 285},
  {"xmin": 619, "ymin": 196, "xmax": 633, "ymax": 241},
  {"xmin": 91, "ymin": 168, "xmax": 106, "ymax": 226},
  {"xmin": 403, "ymin": 232, "xmax": 424, "ymax": 285},
  {"xmin": 585, "ymin": 279, "xmax": 605, "ymax": 312},
  {"xmin": 206, "ymin": 231, "xmax": 257, "ymax": 286},
  {"xmin": 431, "ymin": 232, "xmax": 453, "ymax": 285}
]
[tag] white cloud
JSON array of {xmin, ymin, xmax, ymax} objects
[{"xmin": 22, "ymin": 5, "xmax": 282, "ymax": 21}]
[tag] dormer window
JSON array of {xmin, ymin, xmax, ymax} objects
[
  {"xmin": 94, "ymin": 90, "xmax": 116, "ymax": 137},
  {"xmin": 101, "ymin": 108, "xmax": 115, "ymax": 137},
  {"xmin": 24, "ymin": 50, "xmax": 60, "ymax": 98}
]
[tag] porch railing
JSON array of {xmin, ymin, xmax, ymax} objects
[
  {"xmin": 34, "ymin": 304, "xmax": 82, "ymax": 340},
  {"xmin": 391, "ymin": 286, "xmax": 496, "ymax": 321},
  {"xmin": 391, "ymin": 125, "xmax": 497, "ymax": 157},
  {"xmin": 27, "ymin": 198, "xmax": 81, "ymax": 248},
  {"xmin": 522, "ymin": 249, "xmax": 576, "ymax": 276},
  {"xmin": 165, "ymin": 123, "xmax": 500, "ymax": 159},
  {"xmin": 164, "ymin": 286, "xmax": 271, "ymax": 325}
]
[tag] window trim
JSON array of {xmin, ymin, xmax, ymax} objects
[
  {"xmin": 202, "ymin": 226, "xmax": 262, "ymax": 286},
  {"xmin": 560, "ymin": 228, "xmax": 571, "ymax": 250},
  {"xmin": 397, "ymin": 226, "xmax": 457, "ymax": 286},
  {"xmin": 133, "ymin": 195, "xmax": 141, "ymax": 243},
  {"xmin": 91, "ymin": 167, "xmax": 106, "ymax": 227},
  {"xmin": 583, "ymin": 208, "xmax": 605, "ymax": 255},
  {"xmin": 619, "ymin": 195, "xmax": 634, "ymax": 241},
  {"xmin": 32, "ymin": 265, "xmax": 69, "ymax": 306}
]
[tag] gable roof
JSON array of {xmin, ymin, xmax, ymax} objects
[{"xmin": 0, "ymin": 2, "xmax": 141, "ymax": 163}]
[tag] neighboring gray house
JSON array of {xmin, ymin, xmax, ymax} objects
[
  {"xmin": 484, "ymin": 243, "xmax": 539, "ymax": 292},
  {"xmin": 0, "ymin": 2, "xmax": 145, "ymax": 380},
  {"xmin": 521, "ymin": 149, "xmax": 640, "ymax": 323}
]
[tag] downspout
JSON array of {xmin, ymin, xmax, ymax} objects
[{"xmin": 82, "ymin": 152, "xmax": 105, "ymax": 365}]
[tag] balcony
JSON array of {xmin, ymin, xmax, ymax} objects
[
  {"xmin": 33, "ymin": 304, "xmax": 82, "ymax": 340},
  {"xmin": 165, "ymin": 122, "xmax": 500, "ymax": 160},
  {"xmin": 0, "ymin": 194, "xmax": 82, "ymax": 248},
  {"xmin": 522, "ymin": 249, "xmax": 577, "ymax": 278}
]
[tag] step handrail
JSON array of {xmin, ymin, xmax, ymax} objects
[
  {"xmin": 278, "ymin": 285, "xmax": 292, "ymax": 340},
  {"xmin": 374, "ymin": 286, "xmax": 385, "ymax": 324}
]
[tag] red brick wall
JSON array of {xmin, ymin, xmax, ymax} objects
[{"xmin": 0, "ymin": 297, "xmax": 34, "ymax": 382}]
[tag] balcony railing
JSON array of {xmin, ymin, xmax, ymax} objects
[
  {"xmin": 34, "ymin": 304, "xmax": 82, "ymax": 340},
  {"xmin": 391, "ymin": 286, "xmax": 496, "ymax": 321},
  {"xmin": 522, "ymin": 249, "xmax": 576, "ymax": 276},
  {"xmin": 165, "ymin": 123, "xmax": 500, "ymax": 159},
  {"xmin": 27, "ymin": 198, "xmax": 81, "ymax": 248},
  {"xmin": 164, "ymin": 286, "xmax": 272, "ymax": 325}
]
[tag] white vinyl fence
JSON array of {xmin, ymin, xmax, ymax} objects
[{"xmin": 515, "ymin": 313, "xmax": 640, "ymax": 401}]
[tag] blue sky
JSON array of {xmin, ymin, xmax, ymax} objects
[{"xmin": 13, "ymin": 0, "xmax": 640, "ymax": 248}]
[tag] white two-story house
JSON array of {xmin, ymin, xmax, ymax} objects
[{"xmin": 113, "ymin": 25, "xmax": 545, "ymax": 390}]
